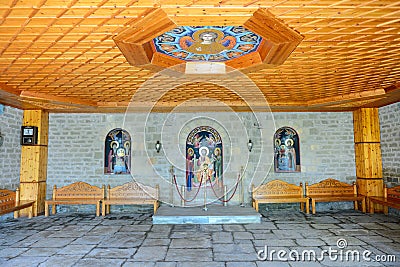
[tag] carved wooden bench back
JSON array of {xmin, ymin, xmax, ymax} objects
[
  {"xmin": 253, "ymin": 180, "xmax": 303, "ymax": 198},
  {"xmin": 53, "ymin": 182, "xmax": 105, "ymax": 200},
  {"xmin": 306, "ymin": 178, "xmax": 357, "ymax": 197},
  {"xmin": 0, "ymin": 189, "xmax": 17, "ymax": 211},
  {"xmin": 107, "ymin": 182, "xmax": 159, "ymax": 200}
]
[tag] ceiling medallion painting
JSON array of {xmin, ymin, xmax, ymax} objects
[
  {"xmin": 153, "ymin": 26, "xmax": 262, "ymax": 62},
  {"xmin": 114, "ymin": 8, "xmax": 303, "ymax": 72}
]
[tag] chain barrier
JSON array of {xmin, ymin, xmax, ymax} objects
[
  {"xmin": 172, "ymin": 174, "xmax": 203, "ymax": 203},
  {"xmin": 172, "ymin": 172, "xmax": 242, "ymax": 204},
  {"xmin": 208, "ymin": 172, "xmax": 241, "ymax": 202}
]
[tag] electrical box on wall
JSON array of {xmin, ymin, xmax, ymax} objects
[{"xmin": 21, "ymin": 126, "xmax": 38, "ymax": 145}]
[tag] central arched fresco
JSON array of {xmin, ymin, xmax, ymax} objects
[
  {"xmin": 186, "ymin": 126, "xmax": 223, "ymax": 191},
  {"xmin": 153, "ymin": 26, "xmax": 262, "ymax": 62}
]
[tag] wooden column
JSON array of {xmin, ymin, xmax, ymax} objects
[
  {"xmin": 19, "ymin": 110, "xmax": 48, "ymax": 216},
  {"xmin": 353, "ymin": 108, "xmax": 383, "ymax": 210}
]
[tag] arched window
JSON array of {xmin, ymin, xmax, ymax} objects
[
  {"xmin": 274, "ymin": 127, "xmax": 300, "ymax": 172},
  {"xmin": 104, "ymin": 128, "xmax": 131, "ymax": 174},
  {"xmin": 186, "ymin": 126, "xmax": 223, "ymax": 191}
]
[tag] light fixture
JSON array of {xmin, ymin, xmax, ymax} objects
[
  {"xmin": 0, "ymin": 131, "xmax": 3, "ymax": 147},
  {"xmin": 247, "ymin": 139, "xmax": 253, "ymax": 152},
  {"xmin": 155, "ymin": 141, "xmax": 162, "ymax": 153}
]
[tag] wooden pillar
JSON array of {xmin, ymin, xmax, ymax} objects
[
  {"xmin": 353, "ymin": 108, "xmax": 383, "ymax": 210},
  {"xmin": 19, "ymin": 110, "xmax": 48, "ymax": 216}
]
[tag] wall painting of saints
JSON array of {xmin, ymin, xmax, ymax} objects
[
  {"xmin": 104, "ymin": 128, "xmax": 131, "ymax": 174},
  {"xmin": 274, "ymin": 127, "xmax": 301, "ymax": 172},
  {"xmin": 186, "ymin": 126, "xmax": 223, "ymax": 191}
]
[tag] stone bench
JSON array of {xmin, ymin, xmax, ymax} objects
[
  {"xmin": 45, "ymin": 182, "xmax": 105, "ymax": 216},
  {"xmin": 252, "ymin": 180, "xmax": 310, "ymax": 214},
  {"xmin": 0, "ymin": 188, "xmax": 35, "ymax": 218},
  {"xmin": 305, "ymin": 178, "xmax": 366, "ymax": 214},
  {"xmin": 369, "ymin": 185, "xmax": 400, "ymax": 214},
  {"xmin": 102, "ymin": 181, "xmax": 159, "ymax": 216}
]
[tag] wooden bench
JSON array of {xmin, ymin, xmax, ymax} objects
[
  {"xmin": 0, "ymin": 188, "xmax": 35, "ymax": 218},
  {"xmin": 369, "ymin": 185, "xmax": 400, "ymax": 214},
  {"xmin": 45, "ymin": 182, "xmax": 105, "ymax": 216},
  {"xmin": 102, "ymin": 181, "xmax": 159, "ymax": 216},
  {"xmin": 252, "ymin": 180, "xmax": 310, "ymax": 214},
  {"xmin": 305, "ymin": 178, "xmax": 366, "ymax": 214}
]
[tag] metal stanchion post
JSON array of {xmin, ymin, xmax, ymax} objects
[
  {"xmin": 240, "ymin": 166, "xmax": 245, "ymax": 207},
  {"xmin": 170, "ymin": 166, "xmax": 175, "ymax": 207},
  {"xmin": 202, "ymin": 165, "xmax": 208, "ymax": 211},
  {"xmin": 181, "ymin": 185, "xmax": 185, "ymax": 207},
  {"xmin": 223, "ymin": 185, "xmax": 227, "ymax": 207}
]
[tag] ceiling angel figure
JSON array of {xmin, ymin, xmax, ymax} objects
[{"xmin": 180, "ymin": 29, "xmax": 236, "ymax": 55}]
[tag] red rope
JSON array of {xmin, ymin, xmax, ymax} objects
[
  {"xmin": 209, "ymin": 173, "xmax": 241, "ymax": 202},
  {"xmin": 173, "ymin": 174, "xmax": 203, "ymax": 203}
]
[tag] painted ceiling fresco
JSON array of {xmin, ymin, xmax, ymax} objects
[{"xmin": 153, "ymin": 26, "xmax": 262, "ymax": 62}]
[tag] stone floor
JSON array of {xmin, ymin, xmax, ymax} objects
[{"xmin": 0, "ymin": 208, "xmax": 399, "ymax": 267}]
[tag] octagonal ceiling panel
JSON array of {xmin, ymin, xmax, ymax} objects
[{"xmin": 114, "ymin": 8, "xmax": 304, "ymax": 72}]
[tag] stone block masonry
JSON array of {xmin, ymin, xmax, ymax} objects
[
  {"xmin": 0, "ymin": 105, "xmax": 23, "ymax": 190},
  {"xmin": 47, "ymin": 111, "xmax": 357, "ymax": 212},
  {"xmin": 379, "ymin": 102, "xmax": 400, "ymax": 187}
]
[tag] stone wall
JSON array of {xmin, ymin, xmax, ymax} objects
[
  {"xmin": 47, "ymin": 111, "xmax": 356, "ymax": 211},
  {"xmin": 0, "ymin": 105, "xmax": 23, "ymax": 190},
  {"xmin": 379, "ymin": 102, "xmax": 400, "ymax": 187}
]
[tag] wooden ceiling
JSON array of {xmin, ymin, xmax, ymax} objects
[{"xmin": 0, "ymin": 0, "xmax": 399, "ymax": 113}]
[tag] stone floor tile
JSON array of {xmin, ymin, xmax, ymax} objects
[
  {"xmin": 97, "ymin": 233, "xmax": 145, "ymax": 248},
  {"xmin": 74, "ymin": 258, "xmax": 126, "ymax": 267},
  {"xmin": 132, "ymin": 246, "xmax": 168, "ymax": 261},
  {"xmin": 86, "ymin": 225, "xmax": 122, "ymax": 235},
  {"xmin": 256, "ymin": 261, "xmax": 291, "ymax": 266},
  {"xmin": 141, "ymin": 238, "xmax": 171, "ymax": 246},
  {"xmin": 85, "ymin": 247, "xmax": 136, "ymax": 258},
  {"xmin": 20, "ymin": 247, "xmax": 59, "ymax": 257},
  {"xmin": 165, "ymin": 248, "xmax": 212, "ymax": 261},
  {"xmin": 177, "ymin": 262, "xmax": 224, "ymax": 267},
  {"xmin": 226, "ymin": 262, "xmax": 257, "ymax": 267},
  {"xmin": 213, "ymin": 252, "xmax": 256, "ymax": 261},
  {"xmin": 1, "ymin": 256, "xmax": 48, "ymax": 267},
  {"xmin": 357, "ymin": 235, "xmax": 394, "ymax": 243},
  {"xmin": 70, "ymin": 235, "xmax": 106, "ymax": 245},
  {"xmin": 119, "ymin": 225, "xmax": 152, "ymax": 232},
  {"xmin": 38, "ymin": 255, "xmax": 81, "ymax": 267},
  {"xmin": 295, "ymin": 238, "xmax": 326, "ymax": 246},
  {"xmin": 155, "ymin": 262, "xmax": 178, "ymax": 267},
  {"xmin": 56, "ymin": 244, "xmax": 96, "ymax": 255},
  {"xmin": 272, "ymin": 230, "xmax": 303, "ymax": 239},
  {"xmin": 30, "ymin": 237, "xmax": 76, "ymax": 248},
  {"xmin": 223, "ymin": 224, "xmax": 245, "ymax": 232},
  {"xmin": 212, "ymin": 231, "xmax": 233, "ymax": 243},
  {"xmin": 123, "ymin": 261, "xmax": 156, "ymax": 267},
  {"xmin": 198, "ymin": 224, "xmax": 223, "ymax": 232},
  {"xmin": 170, "ymin": 237, "xmax": 211, "ymax": 248},
  {"xmin": 233, "ymin": 231, "xmax": 254, "ymax": 240},
  {"xmin": 244, "ymin": 223, "xmax": 276, "ymax": 230},
  {"xmin": 0, "ymin": 247, "xmax": 29, "ymax": 258}
]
